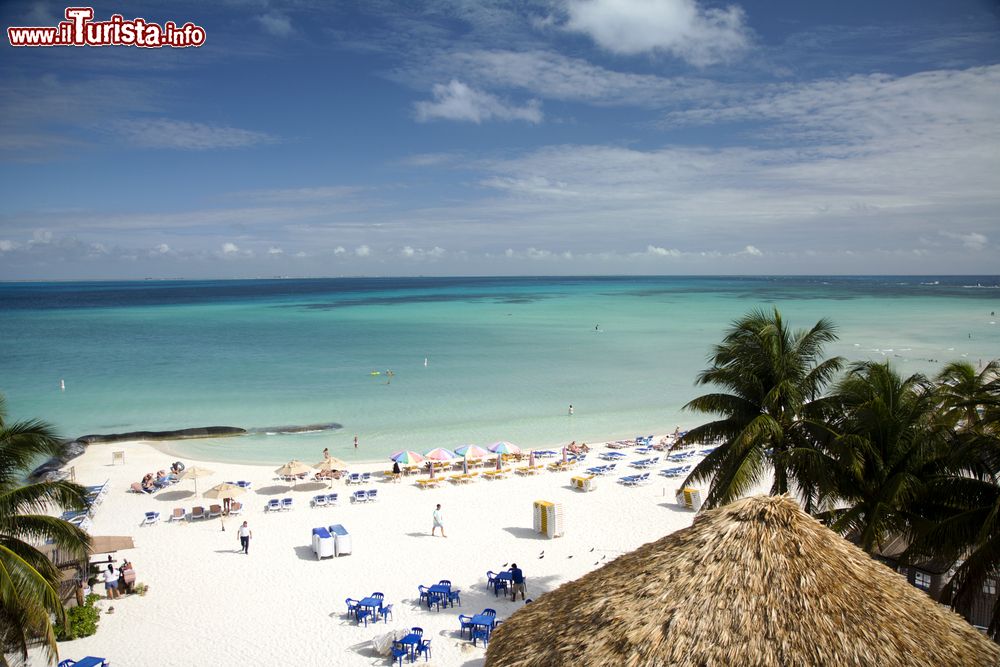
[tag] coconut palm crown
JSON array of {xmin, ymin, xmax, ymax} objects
[
  {"xmin": 680, "ymin": 307, "xmax": 843, "ymax": 509},
  {"xmin": 0, "ymin": 395, "xmax": 90, "ymax": 667}
]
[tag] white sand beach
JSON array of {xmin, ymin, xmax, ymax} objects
[{"xmin": 47, "ymin": 438, "xmax": 714, "ymax": 667}]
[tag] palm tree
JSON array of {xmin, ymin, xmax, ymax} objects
[
  {"xmin": 0, "ymin": 395, "xmax": 90, "ymax": 667},
  {"xmin": 906, "ymin": 368, "xmax": 1000, "ymax": 638},
  {"xmin": 935, "ymin": 360, "xmax": 1000, "ymax": 431},
  {"xmin": 816, "ymin": 361, "xmax": 948, "ymax": 553},
  {"xmin": 680, "ymin": 308, "xmax": 843, "ymax": 509}
]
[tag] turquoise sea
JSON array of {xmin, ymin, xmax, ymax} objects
[{"xmin": 1, "ymin": 276, "xmax": 998, "ymax": 464}]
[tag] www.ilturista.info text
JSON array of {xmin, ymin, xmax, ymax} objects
[{"xmin": 8, "ymin": 7, "xmax": 206, "ymax": 48}]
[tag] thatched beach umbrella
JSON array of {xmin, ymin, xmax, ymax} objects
[
  {"xmin": 485, "ymin": 495, "xmax": 1000, "ymax": 667},
  {"xmin": 313, "ymin": 457, "xmax": 347, "ymax": 488},
  {"xmin": 177, "ymin": 465, "xmax": 214, "ymax": 495}
]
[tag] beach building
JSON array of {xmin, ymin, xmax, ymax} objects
[
  {"xmin": 870, "ymin": 533, "xmax": 998, "ymax": 632},
  {"xmin": 485, "ymin": 495, "xmax": 1000, "ymax": 667}
]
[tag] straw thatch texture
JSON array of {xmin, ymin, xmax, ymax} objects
[{"xmin": 485, "ymin": 495, "xmax": 1000, "ymax": 667}]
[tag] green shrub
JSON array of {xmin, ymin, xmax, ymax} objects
[{"xmin": 56, "ymin": 594, "xmax": 101, "ymax": 641}]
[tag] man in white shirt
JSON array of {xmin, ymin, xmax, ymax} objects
[
  {"xmin": 239, "ymin": 521, "xmax": 252, "ymax": 554},
  {"xmin": 431, "ymin": 504, "xmax": 445, "ymax": 537}
]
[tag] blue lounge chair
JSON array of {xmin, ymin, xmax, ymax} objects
[
  {"xmin": 326, "ymin": 493, "xmax": 338, "ymax": 504},
  {"xmin": 366, "ymin": 489, "xmax": 378, "ymax": 502},
  {"xmin": 141, "ymin": 511, "xmax": 159, "ymax": 526},
  {"xmin": 311, "ymin": 495, "xmax": 327, "ymax": 508},
  {"xmin": 599, "ymin": 452, "xmax": 625, "ymax": 461},
  {"xmin": 280, "ymin": 497, "xmax": 293, "ymax": 511},
  {"xmin": 346, "ymin": 473, "xmax": 361, "ymax": 485},
  {"xmin": 351, "ymin": 490, "xmax": 367, "ymax": 503},
  {"xmin": 237, "ymin": 480, "xmax": 252, "ymax": 489},
  {"xmin": 265, "ymin": 499, "xmax": 280, "ymax": 512},
  {"xmin": 361, "ymin": 472, "xmax": 372, "ymax": 483}
]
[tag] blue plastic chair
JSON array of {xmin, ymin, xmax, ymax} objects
[
  {"xmin": 472, "ymin": 627, "xmax": 489, "ymax": 647},
  {"xmin": 379, "ymin": 603, "xmax": 393, "ymax": 622},
  {"xmin": 418, "ymin": 585, "xmax": 431, "ymax": 606},
  {"xmin": 458, "ymin": 614, "xmax": 474, "ymax": 638},
  {"xmin": 345, "ymin": 598, "xmax": 359, "ymax": 618},
  {"xmin": 416, "ymin": 639, "xmax": 432, "ymax": 661},
  {"xmin": 372, "ymin": 591, "xmax": 385, "ymax": 601},
  {"xmin": 483, "ymin": 608, "xmax": 497, "ymax": 617},
  {"xmin": 447, "ymin": 589, "xmax": 462, "ymax": 607},
  {"xmin": 356, "ymin": 608, "xmax": 371, "ymax": 626},
  {"xmin": 411, "ymin": 627, "xmax": 423, "ymax": 637},
  {"xmin": 390, "ymin": 643, "xmax": 408, "ymax": 667}
]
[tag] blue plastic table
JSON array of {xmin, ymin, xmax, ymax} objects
[
  {"xmin": 427, "ymin": 584, "xmax": 450, "ymax": 608},
  {"xmin": 358, "ymin": 596, "xmax": 382, "ymax": 619},
  {"xmin": 72, "ymin": 658, "xmax": 108, "ymax": 667},
  {"xmin": 398, "ymin": 633, "xmax": 422, "ymax": 659}
]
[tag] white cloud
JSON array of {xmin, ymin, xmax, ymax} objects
[
  {"xmin": 267, "ymin": 246, "xmax": 284, "ymax": 255},
  {"xmin": 354, "ymin": 245, "xmax": 371, "ymax": 257},
  {"xmin": 646, "ymin": 245, "xmax": 681, "ymax": 257},
  {"xmin": 400, "ymin": 245, "xmax": 446, "ymax": 259},
  {"xmin": 154, "ymin": 243, "xmax": 171, "ymax": 254},
  {"xmin": 563, "ymin": 0, "xmax": 751, "ymax": 66},
  {"xmin": 115, "ymin": 119, "xmax": 276, "ymax": 150},
  {"xmin": 940, "ymin": 231, "xmax": 988, "ymax": 250},
  {"xmin": 414, "ymin": 80, "xmax": 542, "ymax": 124},
  {"xmin": 741, "ymin": 245, "xmax": 763, "ymax": 256},
  {"xmin": 0, "ymin": 240, "xmax": 17, "ymax": 252},
  {"xmin": 255, "ymin": 13, "xmax": 294, "ymax": 37},
  {"xmin": 333, "ymin": 246, "xmax": 347, "ymax": 255},
  {"xmin": 222, "ymin": 242, "xmax": 240, "ymax": 254}
]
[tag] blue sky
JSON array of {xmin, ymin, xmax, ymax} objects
[{"xmin": 1, "ymin": 0, "xmax": 998, "ymax": 278}]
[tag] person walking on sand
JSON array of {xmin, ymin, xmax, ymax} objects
[
  {"xmin": 322, "ymin": 447, "xmax": 330, "ymax": 460},
  {"xmin": 432, "ymin": 504, "xmax": 446, "ymax": 537},
  {"xmin": 354, "ymin": 435, "xmax": 359, "ymax": 449},
  {"xmin": 104, "ymin": 564, "xmax": 120, "ymax": 600},
  {"xmin": 510, "ymin": 563, "xmax": 525, "ymax": 601},
  {"xmin": 238, "ymin": 521, "xmax": 252, "ymax": 554}
]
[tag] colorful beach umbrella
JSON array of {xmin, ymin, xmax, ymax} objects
[
  {"xmin": 489, "ymin": 441, "xmax": 521, "ymax": 455},
  {"xmin": 423, "ymin": 447, "xmax": 458, "ymax": 461},
  {"xmin": 455, "ymin": 444, "xmax": 489, "ymax": 458},
  {"xmin": 391, "ymin": 450, "xmax": 425, "ymax": 465}
]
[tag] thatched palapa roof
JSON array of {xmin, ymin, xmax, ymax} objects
[{"xmin": 485, "ymin": 495, "xmax": 1000, "ymax": 667}]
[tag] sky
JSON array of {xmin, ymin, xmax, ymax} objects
[{"xmin": 1, "ymin": 0, "xmax": 998, "ymax": 279}]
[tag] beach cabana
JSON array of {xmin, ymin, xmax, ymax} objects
[{"xmin": 484, "ymin": 495, "xmax": 1000, "ymax": 667}]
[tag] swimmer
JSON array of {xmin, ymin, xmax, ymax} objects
[{"xmin": 568, "ymin": 404, "xmax": 574, "ymax": 416}]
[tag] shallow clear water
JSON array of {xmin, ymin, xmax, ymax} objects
[{"xmin": 1, "ymin": 276, "xmax": 997, "ymax": 464}]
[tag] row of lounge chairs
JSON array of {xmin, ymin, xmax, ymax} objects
[
  {"xmin": 618, "ymin": 472, "xmax": 651, "ymax": 486},
  {"xmin": 586, "ymin": 464, "xmax": 617, "ymax": 476},
  {"xmin": 350, "ymin": 489, "xmax": 379, "ymax": 503},
  {"xmin": 144, "ymin": 503, "xmax": 245, "ymax": 525},
  {"xmin": 345, "ymin": 473, "xmax": 373, "ymax": 485},
  {"xmin": 660, "ymin": 465, "xmax": 692, "ymax": 478},
  {"xmin": 266, "ymin": 498, "xmax": 295, "ymax": 511}
]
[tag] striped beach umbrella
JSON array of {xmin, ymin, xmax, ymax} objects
[
  {"xmin": 391, "ymin": 450, "xmax": 425, "ymax": 465},
  {"xmin": 423, "ymin": 447, "xmax": 458, "ymax": 461},
  {"xmin": 489, "ymin": 441, "xmax": 521, "ymax": 455},
  {"xmin": 455, "ymin": 444, "xmax": 489, "ymax": 458}
]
